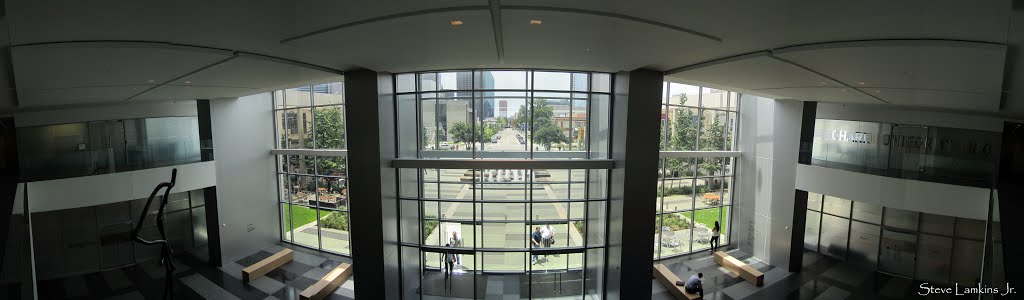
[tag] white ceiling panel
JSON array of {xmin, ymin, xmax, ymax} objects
[
  {"xmin": 500, "ymin": 10, "xmax": 720, "ymax": 71},
  {"xmin": 668, "ymin": 55, "xmax": 843, "ymax": 91},
  {"xmin": 286, "ymin": 10, "xmax": 497, "ymax": 72},
  {"xmin": 17, "ymin": 85, "xmax": 155, "ymax": 108},
  {"xmin": 11, "ymin": 43, "xmax": 233, "ymax": 90},
  {"xmin": 132, "ymin": 85, "xmax": 257, "ymax": 102},
  {"xmin": 158, "ymin": 54, "xmax": 341, "ymax": 91},
  {"xmin": 754, "ymin": 87, "xmax": 885, "ymax": 104},
  {"xmin": 775, "ymin": 42, "xmax": 1006, "ymax": 93},
  {"xmin": 864, "ymin": 88, "xmax": 1001, "ymax": 112}
]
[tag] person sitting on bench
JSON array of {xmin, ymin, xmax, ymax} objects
[{"xmin": 676, "ymin": 272, "xmax": 704, "ymax": 299}]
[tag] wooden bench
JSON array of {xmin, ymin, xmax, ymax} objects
[
  {"xmin": 300, "ymin": 263, "xmax": 352, "ymax": 300},
  {"xmin": 242, "ymin": 249, "xmax": 294, "ymax": 282},
  {"xmin": 713, "ymin": 251, "xmax": 763, "ymax": 286},
  {"xmin": 652, "ymin": 264, "xmax": 701, "ymax": 300}
]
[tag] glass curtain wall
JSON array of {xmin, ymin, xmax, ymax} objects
[
  {"xmin": 395, "ymin": 70, "xmax": 611, "ymax": 300},
  {"xmin": 654, "ymin": 83, "xmax": 738, "ymax": 259},
  {"xmin": 803, "ymin": 192, "xmax": 993, "ymax": 286},
  {"xmin": 272, "ymin": 82, "xmax": 352, "ymax": 255}
]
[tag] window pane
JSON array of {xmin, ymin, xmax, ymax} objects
[
  {"xmin": 312, "ymin": 106, "xmax": 345, "ymax": 149},
  {"xmin": 663, "ymin": 107, "xmax": 699, "ymax": 151},
  {"xmin": 320, "ymin": 211, "xmax": 350, "ymax": 255},
  {"xmin": 658, "ymin": 211, "xmax": 693, "ymax": 257},
  {"xmin": 396, "ymin": 73, "xmax": 416, "ymax": 93},
  {"xmin": 533, "ymin": 71, "xmax": 572, "ymax": 91},
  {"xmin": 591, "ymin": 73, "xmax": 611, "ymax": 93},
  {"xmin": 477, "ymin": 70, "xmax": 526, "ymax": 90},
  {"xmin": 667, "ymin": 83, "xmax": 699, "ymax": 106},
  {"xmin": 312, "ymin": 82, "xmax": 344, "ymax": 105}
]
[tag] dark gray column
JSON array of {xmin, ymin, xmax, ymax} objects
[
  {"xmin": 789, "ymin": 101, "xmax": 816, "ymax": 272},
  {"xmin": 606, "ymin": 69, "xmax": 662, "ymax": 300},
  {"xmin": 344, "ymin": 69, "xmax": 400, "ymax": 299},
  {"xmin": 196, "ymin": 100, "xmax": 222, "ymax": 266},
  {"xmin": 997, "ymin": 122, "xmax": 1023, "ymax": 288}
]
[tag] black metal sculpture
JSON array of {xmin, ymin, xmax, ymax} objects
[{"xmin": 130, "ymin": 168, "xmax": 178, "ymax": 299}]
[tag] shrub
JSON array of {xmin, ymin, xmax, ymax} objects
[
  {"xmin": 321, "ymin": 212, "xmax": 348, "ymax": 231},
  {"xmin": 573, "ymin": 221, "xmax": 584, "ymax": 234},
  {"xmin": 423, "ymin": 219, "xmax": 439, "ymax": 238},
  {"xmin": 656, "ymin": 213, "xmax": 691, "ymax": 232}
]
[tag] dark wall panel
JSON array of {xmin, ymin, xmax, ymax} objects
[{"xmin": 607, "ymin": 69, "xmax": 662, "ymax": 300}]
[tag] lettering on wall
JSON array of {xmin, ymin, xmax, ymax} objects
[{"xmin": 812, "ymin": 119, "xmax": 1001, "ymax": 188}]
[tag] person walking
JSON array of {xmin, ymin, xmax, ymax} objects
[
  {"xmin": 541, "ymin": 224, "xmax": 555, "ymax": 248},
  {"xmin": 450, "ymin": 231, "xmax": 463, "ymax": 266},
  {"xmin": 443, "ymin": 243, "xmax": 455, "ymax": 277},
  {"xmin": 530, "ymin": 227, "xmax": 542, "ymax": 264},
  {"xmin": 710, "ymin": 221, "xmax": 720, "ymax": 253}
]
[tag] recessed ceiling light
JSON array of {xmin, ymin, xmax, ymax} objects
[
  {"xmin": 147, "ymin": 79, "xmax": 155, "ymax": 83},
  {"xmin": 857, "ymin": 82, "xmax": 865, "ymax": 85},
  {"xmin": 840, "ymin": 89, "xmax": 847, "ymax": 92},
  {"xmin": 450, "ymin": 20, "xmax": 463, "ymax": 26},
  {"xmin": 819, "ymin": 82, "xmax": 827, "ymax": 85},
  {"xmin": 875, "ymin": 90, "xmax": 881, "ymax": 93},
  {"xmin": 185, "ymin": 80, "xmax": 192, "ymax": 84},
  {"xmin": 530, "ymin": 20, "xmax": 542, "ymax": 25}
]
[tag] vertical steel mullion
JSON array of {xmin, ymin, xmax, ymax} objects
[
  {"xmin": 695, "ymin": 87, "xmax": 703, "ymax": 151},
  {"xmin": 471, "ymin": 71, "xmax": 477, "ymax": 158},
  {"xmin": 272, "ymin": 93, "xmax": 286, "ymax": 243}
]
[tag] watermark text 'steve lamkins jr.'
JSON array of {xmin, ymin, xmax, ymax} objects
[{"xmin": 919, "ymin": 283, "xmax": 1015, "ymax": 296}]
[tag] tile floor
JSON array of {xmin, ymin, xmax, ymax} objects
[
  {"xmin": 651, "ymin": 248, "xmax": 964, "ymax": 300},
  {"xmin": 34, "ymin": 243, "xmax": 352, "ymax": 300}
]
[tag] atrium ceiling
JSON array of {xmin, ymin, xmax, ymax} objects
[{"xmin": 0, "ymin": 0, "xmax": 1021, "ymax": 117}]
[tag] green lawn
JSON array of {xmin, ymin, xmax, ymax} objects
[
  {"xmin": 693, "ymin": 207, "xmax": 729, "ymax": 233},
  {"xmin": 283, "ymin": 204, "xmax": 333, "ymax": 230}
]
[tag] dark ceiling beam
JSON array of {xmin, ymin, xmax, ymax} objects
[
  {"xmin": 488, "ymin": 0, "xmax": 505, "ymax": 64},
  {"xmin": 281, "ymin": 6, "xmax": 491, "ymax": 43},
  {"xmin": 501, "ymin": 5, "xmax": 722, "ymax": 43}
]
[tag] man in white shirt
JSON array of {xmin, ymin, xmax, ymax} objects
[{"xmin": 540, "ymin": 225, "xmax": 555, "ymax": 248}]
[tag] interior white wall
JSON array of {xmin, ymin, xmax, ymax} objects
[
  {"xmin": 735, "ymin": 95, "xmax": 801, "ymax": 269},
  {"xmin": 16, "ymin": 161, "xmax": 215, "ymax": 214},
  {"xmin": 210, "ymin": 93, "xmax": 278, "ymax": 262},
  {"xmin": 796, "ymin": 164, "xmax": 991, "ymax": 220},
  {"xmin": 13, "ymin": 100, "xmax": 198, "ymax": 127}
]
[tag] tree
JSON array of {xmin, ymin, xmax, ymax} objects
[
  {"xmin": 449, "ymin": 122, "xmax": 474, "ymax": 150},
  {"xmin": 303, "ymin": 107, "xmax": 347, "ymax": 176},
  {"xmin": 699, "ymin": 113, "xmax": 726, "ymax": 176},
  {"xmin": 531, "ymin": 99, "xmax": 568, "ymax": 150}
]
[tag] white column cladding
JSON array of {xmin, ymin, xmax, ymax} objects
[
  {"xmin": 735, "ymin": 95, "xmax": 801, "ymax": 270},
  {"xmin": 211, "ymin": 93, "xmax": 278, "ymax": 263}
]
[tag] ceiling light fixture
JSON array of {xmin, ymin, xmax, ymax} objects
[
  {"xmin": 530, "ymin": 20, "xmax": 542, "ymax": 25},
  {"xmin": 857, "ymin": 82, "xmax": 865, "ymax": 85},
  {"xmin": 185, "ymin": 81, "xmax": 192, "ymax": 84},
  {"xmin": 147, "ymin": 79, "xmax": 155, "ymax": 83},
  {"xmin": 450, "ymin": 20, "xmax": 464, "ymax": 26},
  {"xmin": 840, "ymin": 89, "xmax": 847, "ymax": 92}
]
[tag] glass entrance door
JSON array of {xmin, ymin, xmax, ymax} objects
[
  {"xmin": 528, "ymin": 249, "xmax": 584, "ymax": 299},
  {"xmin": 879, "ymin": 229, "xmax": 917, "ymax": 277}
]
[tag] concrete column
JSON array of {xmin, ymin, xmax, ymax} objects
[
  {"xmin": 344, "ymin": 69, "xmax": 400, "ymax": 299},
  {"xmin": 606, "ymin": 69, "xmax": 662, "ymax": 300}
]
